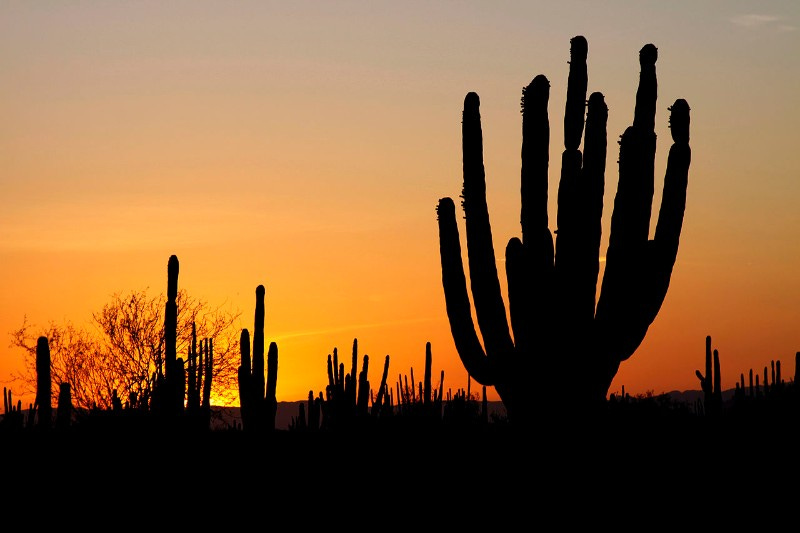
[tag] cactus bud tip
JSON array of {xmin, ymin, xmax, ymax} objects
[
  {"xmin": 570, "ymin": 35, "xmax": 588, "ymax": 60},
  {"xmin": 668, "ymin": 98, "xmax": 690, "ymax": 143},
  {"xmin": 640, "ymin": 44, "xmax": 658, "ymax": 66}
]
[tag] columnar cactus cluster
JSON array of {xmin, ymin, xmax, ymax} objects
[
  {"xmin": 237, "ymin": 284, "xmax": 279, "ymax": 432},
  {"xmin": 436, "ymin": 36, "xmax": 691, "ymax": 425}
]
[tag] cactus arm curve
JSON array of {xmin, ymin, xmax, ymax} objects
[
  {"xmin": 520, "ymin": 74, "xmax": 551, "ymax": 246},
  {"xmin": 648, "ymin": 99, "xmax": 691, "ymax": 308},
  {"xmin": 461, "ymin": 92, "xmax": 515, "ymax": 360},
  {"xmin": 437, "ymin": 197, "xmax": 495, "ymax": 385}
]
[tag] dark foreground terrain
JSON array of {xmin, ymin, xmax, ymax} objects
[{"xmin": 0, "ymin": 409, "xmax": 796, "ymax": 525}]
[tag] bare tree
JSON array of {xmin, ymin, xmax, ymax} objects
[{"xmin": 8, "ymin": 288, "xmax": 242, "ymax": 410}]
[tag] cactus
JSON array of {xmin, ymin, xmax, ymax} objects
[
  {"xmin": 323, "ymin": 340, "xmax": 354, "ymax": 428},
  {"xmin": 202, "ymin": 338, "xmax": 213, "ymax": 411},
  {"xmin": 56, "ymin": 382, "xmax": 72, "ymax": 429},
  {"xmin": 35, "ymin": 336, "xmax": 52, "ymax": 429},
  {"xmin": 2, "ymin": 387, "xmax": 25, "ymax": 430},
  {"xmin": 291, "ymin": 389, "xmax": 323, "ymax": 431},
  {"xmin": 237, "ymin": 285, "xmax": 279, "ymax": 432},
  {"xmin": 162, "ymin": 254, "xmax": 184, "ymax": 415},
  {"xmin": 695, "ymin": 335, "xmax": 722, "ymax": 416},
  {"xmin": 370, "ymin": 354, "xmax": 391, "ymax": 418},
  {"xmin": 436, "ymin": 36, "xmax": 691, "ymax": 424},
  {"xmin": 186, "ymin": 323, "xmax": 214, "ymax": 428}
]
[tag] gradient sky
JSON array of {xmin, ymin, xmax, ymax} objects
[{"xmin": 2, "ymin": 1, "xmax": 799, "ymax": 407}]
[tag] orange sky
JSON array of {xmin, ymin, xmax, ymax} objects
[{"xmin": 2, "ymin": 2, "xmax": 800, "ymax": 407}]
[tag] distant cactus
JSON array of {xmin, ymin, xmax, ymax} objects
[
  {"xmin": 186, "ymin": 322, "xmax": 214, "ymax": 427},
  {"xmin": 35, "ymin": 336, "xmax": 51, "ymax": 429},
  {"xmin": 370, "ymin": 354, "xmax": 391, "ymax": 418},
  {"xmin": 56, "ymin": 382, "xmax": 72, "ymax": 429},
  {"xmin": 237, "ymin": 285, "xmax": 279, "ymax": 432},
  {"xmin": 2, "ymin": 387, "xmax": 25, "ymax": 430},
  {"xmin": 436, "ymin": 36, "xmax": 691, "ymax": 424},
  {"xmin": 291, "ymin": 389, "xmax": 323, "ymax": 431},
  {"xmin": 322, "ymin": 339, "xmax": 371, "ymax": 430},
  {"xmin": 163, "ymin": 254, "xmax": 183, "ymax": 415},
  {"xmin": 695, "ymin": 335, "xmax": 722, "ymax": 416}
]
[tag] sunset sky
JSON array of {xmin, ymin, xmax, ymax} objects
[{"xmin": 2, "ymin": 1, "xmax": 799, "ymax": 407}]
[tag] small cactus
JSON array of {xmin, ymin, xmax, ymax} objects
[
  {"xmin": 237, "ymin": 285, "xmax": 279, "ymax": 433},
  {"xmin": 35, "ymin": 336, "xmax": 52, "ymax": 429},
  {"xmin": 695, "ymin": 335, "xmax": 722, "ymax": 416}
]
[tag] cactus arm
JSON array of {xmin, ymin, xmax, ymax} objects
[
  {"xmin": 461, "ymin": 92, "xmax": 515, "ymax": 359},
  {"xmin": 517, "ymin": 74, "xmax": 554, "ymax": 351},
  {"xmin": 604, "ymin": 45, "xmax": 659, "ymax": 255},
  {"xmin": 520, "ymin": 73, "xmax": 551, "ymax": 272},
  {"xmin": 648, "ymin": 99, "xmax": 691, "ymax": 311},
  {"xmin": 253, "ymin": 285, "xmax": 266, "ymax": 401},
  {"xmin": 202, "ymin": 338, "xmax": 213, "ymax": 409},
  {"xmin": 240, "ymin": 329, "xmax": 251, "ymax": 374},
  {"xmin": 580, "ymin": 92, "xmax": 608, "ymax": 303},
  {"xmin": 423, "ymin": 341, "xmax": 432, "ymax": 406},
  {"xmin": 695, "ymin": 335, "xmax": 712, "ymax": 399},
  {"xmin": 520, "ymin": 74, "xmax": 551, "ymax": 246},
  {"xmin": 35, "ymin": 336, "xmax": 52, "ymax": 429},
  {"xmin": 237, "ymin": 328, "xmax": 251, "ymax": 429},
  {"xmin": 265, "ymin": 341, "xmax": 278, "ymax": 431},
  {"xmin": 713, "ymin": 348, "xmax": 721, "ymax": 407},
  {"xmin": 564, "ymin": 36, "xmax": 588, "ymax": 151},
  {"xmin": 371, "ymin": 354, "xmax": 390, "ymax": 416},
  {"xmin": 356, "ymin": 355, "xmax": 370, "ymax": 414},
  {"xmin": 555, "ymin": 36, "xmax": 588, "ymax": 261},
  {"xmin": 350, "ymin": 339, "xmax": 358, "ymax": 406},
  {"xmin": 504, "ymin": 237, "xmax": 528, "ymax": 351},
  {"xmin": 634, "ymin": 44, "xmax": 658, "ymax": 133},
  {"xmin": 596, "ymin": 45, "xmax": 690, "ymax": 375},
  {"xmin": 436, "ymin": 197, "xmax": 495, "ymax": 384}
]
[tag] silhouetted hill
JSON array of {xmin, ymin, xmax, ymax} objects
[
  {"xmin": 207, "ymin": 389, "xmax": 735, "ymax": 430},
  {"xmin": 661, "ymin": 387, "xmax": 736, "ymax": 405},
  {"xmin": 209, "ymin": 400, "xmax": 510, "ymax": 431}
]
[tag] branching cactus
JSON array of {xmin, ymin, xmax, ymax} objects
[
  {"xmin": 319, "ymin": 338, "xmax": 391, "ymax": 429},
  {"xmin": 237, "ymin": 285, "xmax": 279, "ymax": 432},
  {"xmin": 695, "ymin": 335, "xmax": 722, "ymax": 416},
  {"xmin": 187, "ymin": 323, "xmax": 214, "ymax": 427},
  {"xmin": 436, "ymin": 36, "xmax": 691, "ymax": 424}
]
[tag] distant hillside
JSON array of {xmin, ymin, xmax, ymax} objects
[
  {"xmin": 210, "ymin": 400, "xmax": 510, "ymax": 431},
  {"xmin": 661, "ymin": 388, "xmax": 736, "ymax": 405},
  {"xmin": 211, "ymin": 390, "xmax": 733, "ymax": 430}
]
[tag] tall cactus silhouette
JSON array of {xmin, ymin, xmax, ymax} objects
[
  {"xmin": 156, "ymin": 253, "xmax": 185, "ymax": 416},
  {"xmin": 35, "ymin": 336, "xmax": 52, "ymax": 429},
  {"xmin": 436, "ymin": 36, "xmax": 691, "ymax": 424},
  {"xmin": 695, "ymin": 335, "xmax": 722, "ymax": 417},
  {"xmin": 237, "ymin": 284, "xmax": 279, "ymax": 432}
]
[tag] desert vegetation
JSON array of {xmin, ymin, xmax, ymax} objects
[{"xmin": 2, "ymin": 37, "xmax": 798, "ymax": 450}]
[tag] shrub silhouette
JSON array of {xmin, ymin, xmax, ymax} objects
[{"xmin": 436, "ymin": 35, "xmax": 691, "ymax": 425}]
